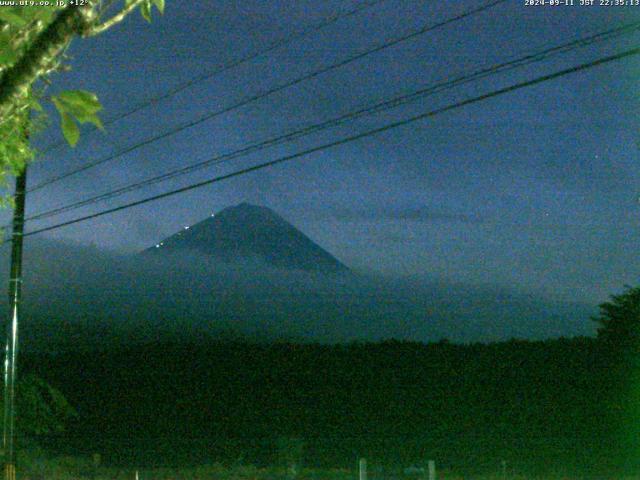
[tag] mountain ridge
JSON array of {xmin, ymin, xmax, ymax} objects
[{"xmin": 144, "ymin": 203, "xmax": 349, "ymax": 274}]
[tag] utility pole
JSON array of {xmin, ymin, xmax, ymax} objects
[{"xmin": 3, "ymin": 165, "xmax": 27, "ymax": 480}]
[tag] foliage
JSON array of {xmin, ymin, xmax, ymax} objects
[
  {"xmin": 0, "ymin": 373, "xmax": 77, "ymax": 438},
  {"xmin": 14, "ymin": 373, "xmax": 77, "ymax": 435},
  {"xmin": 0, "ymin": 4, "xmax": 64, "ymax": 185},
  {"xmin": 51, "ymin": 90, "xmax": 103, "ymax": 146},
  {"xmin": 23, "ymin": 337, "xmax": 618, "ymax": 476},
  {"xmin": 592, "ymin": 285, "xmax": 640, "ymax": 350},
  {"xmin": 0, "ymin": 0, "xmax": 164, "ymax": 186},
  {"xmin": 134, "ymin": 0, "xmax": 165, "ymax": 22}
]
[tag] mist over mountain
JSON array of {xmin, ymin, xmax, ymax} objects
[
  {"xmin": 0, "ymin": 244, "xmax": 595, "ymax": 351},
  {"xmin": 144, "ymin": 203, "xmax": 349, "ymax": 274},
  {"xmin": 0, "ymin": 210, "xmax": 605, "ymax": 475}
]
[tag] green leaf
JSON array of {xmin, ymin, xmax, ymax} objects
[
  {"xmin": 60, "ymin": 112, "xmax": 79, "ymax": 147},
  {"xmin": 32, "ymin": 6, "xmax": 58, "ymax": 24},
  {"xmin": 52, "ymin": 96, "xmax": 79, "ymax": 147},
  {"xmin": 152, "ymin": 0, "xmax": 165, "ymax": 14},
  {"xmin": 85, "ymin": 113, "xmax": 104, "ymax": 130},
  {"xmin": 0, "ymin": 28, "xmax": 17, "ymax": 68},
  {"xmin": 140, "ymin": 0, "xmax": 152, "ymax": 22},
  {"xmin": 52, "ymin": 90, "xmax": 103, "ymax": 145},
  {"xmin": 51, "ymin": 96, "xmax": 63, "ymax": 114},
  {"xmin": 61, "ymin": 107, "xmax": 102, "ymax": 128},
  {"xmin": 0, "ymin": 9, "xmax": 28, "ymax": 28},
  {"xmin": 57, "ymin": 90, "xmax": 101, "ymax": 113},
  {"xmin": 30, "ymin": 99, "xmax": 43, "ymax": 113},
  {"xmin": 0, "ymin": 47, "xmax": 17, "ymax": 66},
  {"xmin": 55, "ymin": 90, "xmax": 102, "ymax": 123},
  {"xmin": 18, "ymin": 6, "xmax": 54, "ymax": 24}
]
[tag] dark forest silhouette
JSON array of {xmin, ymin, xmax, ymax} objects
[
  {"xmin": 6, "ymin": 285, "xmax": 637, "ymax": 478},
  {"xmin": 17, "ymin": 336, "xmax": 634, "ymax": 476}
]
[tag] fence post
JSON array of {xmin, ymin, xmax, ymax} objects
[
  {"xmin": 359, "ymin": 458, "xmax": 367, "ymax": 480},
  {"xmin": 427, "ymin": 460, "xmax": 435, "ymax": 480}
]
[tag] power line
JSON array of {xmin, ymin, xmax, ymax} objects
[
  {"xmin": 37, "ymin": 0, "xmax": 388, "ymax": 156},
  {"xmin": 20, "ymin": 20, "xmax": 640, "ymax": 225},
  {"xmin": 28, "ymin": 0, "xmax": 508, "ymax": 193},
  {"xmin": 22, "ymin": 46, "xmax": 640, "ymax": 238}
]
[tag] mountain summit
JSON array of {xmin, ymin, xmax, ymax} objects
[{"xmin": 145, "ymin": 203, "xmax": 349, "ymax": 273}]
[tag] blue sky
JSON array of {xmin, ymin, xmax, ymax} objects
[{"xmin": 7, "ymin": 0, "xmax": 640, "ymax": 307}]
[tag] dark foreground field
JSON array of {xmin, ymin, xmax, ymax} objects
[
  {"xmin": 16, "ymin": 337, "xmax": 640, "ymax": 478},
  {"xmin": 16, "ymin": 459, "xmax": 640, "ymax": 480}
]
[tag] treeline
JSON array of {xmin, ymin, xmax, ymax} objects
[{"xmin": 18, "ymin": 337, "xmax": 637, "ymax": 476}]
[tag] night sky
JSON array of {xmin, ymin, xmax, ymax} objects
[{"xmin": 6, "ymin": 0, "xmax": 640, "ymax": 308}]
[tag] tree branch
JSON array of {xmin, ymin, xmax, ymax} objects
[
  {"xmin": 85, "ymin": 0, "xmax": 145, "ymax": 37},
  {"xmin": 0, "ymin": 5, "xmax": 96, "ymax": 123}
]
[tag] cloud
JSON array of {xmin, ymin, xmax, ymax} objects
[
  {"xmin": 313, "ymin": 204, "xmax": 482, "ymax": 223},
  {"xmin": 0, "ymin": 238, "xmax": 595, "ymax": 351}
]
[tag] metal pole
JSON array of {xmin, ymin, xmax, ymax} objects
[
  {"xmin": 3, "ymin": 166, "xmax": 27, "ymax": 480},
  {"xmin": 427, "ymin": 460, "xmax": 436, "ymax": 480},
  {"xmin": 359, "ymin": 458, "xmax": 367, "ymax": 480}
]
